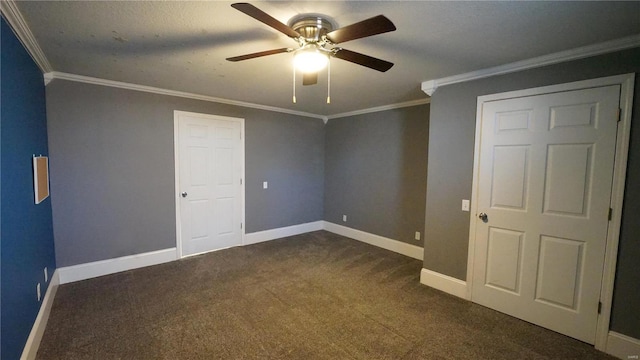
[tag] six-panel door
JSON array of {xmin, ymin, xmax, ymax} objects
[
  {"xmin": 472, "ymin": 85, "xmax": 620, "ymax": 343},
  {"xmin": 177, "ymin": 113, "xmax": 242, "ymax": 257}
]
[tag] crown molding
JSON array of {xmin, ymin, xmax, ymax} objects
[
  {"xmin": 421, "ymin": 80, "xmax": 437, "ymax": 97},
  {"xmin": 44, "ymin": 72, "xmax": 430, "ymax": 122},
  {"xmin": 1, "ymin": 0, "xmax": 52, "ymax": 73},
  {"xmin": 326, "ymin": 98, "xmax": 430, "ymax": 120},
  {"xmin": 422, "ymin": 34, "xmax": 640, "ymax": 96},
  {"xmin": 44, "ymin": 72, "xmax": 327, "ymax": 120}
]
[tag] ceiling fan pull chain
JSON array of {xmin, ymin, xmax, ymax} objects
[
  {"xmin": 292, "ymin": 65, "xmax": 297, "ymax": 103},
  {"xmin": 327, "ymin": 59, "xmax": 331, "ymax": 104}
]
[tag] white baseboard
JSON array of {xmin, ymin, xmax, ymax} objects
[
  {"xmin": 323, "ymin": 221, "xmax": 424, "ymax": 260},
  {"xmin": 244, "ymin": 221, "xmax": 324, "ymax": 245},
  {"xmin": 56, "ymin": 220, "xmax": 424, "ymax": 284},
  {"xmin": 20, "ymin": 269, "xmax": 60, "ymax": 360},
  {"xmin": 420, "ymin": 268, "xmax": 468, "ymax": 299},
  {"xmin": 606, "ymin": 331, "xmax": 640, "ymax": 359},
  {"xmin": 58, "ymin": 248, "xmax": 177, "ymax": 284}
]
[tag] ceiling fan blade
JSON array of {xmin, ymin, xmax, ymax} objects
[
  {"xmin": 333, "ymin": 49, "xmax": 394, "ymax": 72},
  {"xmin": 326, "ymin": 15, "xmax": 396, "ymax": 44},
  {"xmin": 231, "ymin": 3, "xmax": 300, "ymax": 39},
  {"xmin": 226, "ymin": 48, "xmax": 291, "ymax": 62},
  {"xmin": 302, "ymin": 72, "xmax": 318, "ymax": 86}
]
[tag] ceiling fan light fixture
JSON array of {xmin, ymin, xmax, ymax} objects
[{"xmin": 293, "ymin": 47, "xmax": 329, "ymax": 73}]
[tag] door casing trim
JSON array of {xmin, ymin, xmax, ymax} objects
[
  {"xmin": 466, "ymin": 73, "xmax": 635, "ymax": 351},
  {"xmin": 173, "ymin": 110, "xmax": 246, "ymax": 259}
]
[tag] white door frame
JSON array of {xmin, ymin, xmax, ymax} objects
[
  {"xmin": 173, "ymin": 110, "xmax": 246, "ymax": 259},
  {"xmin": 466, "ymin": 73, "xmax": 635, "ymax": 351}
]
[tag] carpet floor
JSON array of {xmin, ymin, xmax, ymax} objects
[{"xmin": 37, "ymin": 230, "xmax": 613, "ymax": 359}]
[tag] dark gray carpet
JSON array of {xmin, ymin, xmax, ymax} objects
[{"xmin": 37, "ymin": 231, "xmax": 613, "ymax": 359}]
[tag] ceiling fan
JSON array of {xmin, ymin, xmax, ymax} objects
[{"xmin": 226, "ymin": 3, "xmax": 397, "ymax": 86}]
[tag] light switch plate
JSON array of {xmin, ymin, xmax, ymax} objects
[
  {"xmin": 462, "ymin": 199, "xmax": 470, "ymax": 211},
  {"xmin": 263, "ymin": 181, "xmax": 268, "ymax": 189},
  {"xmin": 415, "ymin": 231, "xmax": 421, "ymax": 240}
]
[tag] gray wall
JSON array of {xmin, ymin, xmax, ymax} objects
[
  {"xmin": 46, "ymin": 80, "xmax": 324, "ymax": 267},
  {"xmin": 424, "ymin": 47, "xmax": 640, "ymax": 338},
  {"xmin": 325, "ymin": 105, "xmax": 429, "ymax": 245}
]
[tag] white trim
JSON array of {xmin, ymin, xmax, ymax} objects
[
  {"xmin": 326, "ymin": 98, "xmax": 431, "ymax": 120},
  {"xmin": 467, "ymin": 73, "xmax": 635, "ymax": 351},
  {"xmin": 421, "ymin": 80, "xmax": 437, "ymax": 97},
  {"xmin": 55, "ymin": 219, "xmax": 422, "ymax": 282},
  {"xmin": 174, "ymin": 117, "xmax": 182, "ymax": 258},
  {"xmin": 44, "ymin": 72, "xmax": 325, "ymax": 120},
  {"xmin": 43, "ymin": 72, "xmax": 430, "ymax": 122},
  {"xmin": 606, "ymin": 332, "xmax": 640, "ymax": 360},
  {"xmin": 422, "ymin": 34, "xmax": 640, "ymax": 95},
  {"xmin": 420, "ymin": 268, "xmax": 468, "ymax": 299},
  {"xmin": 596, "ymin": 74, "xmax": 635, "ymax": 350},
  {"xmin": 323, "ymin": 221, "xmax": 423, "ymax": 260},
  {"xmin": 173, "ymin": 111, "xmax": 245, "ymax": 259},
  {"xmin": 240, "ymin": 120, "xmax": 246, "ymax": 250},
  {"xmin": 0, "ymin": 0, "xmax": 53, "ymax": 73},
  {"xmin": 20, "ymin": 270, "xmax": 59, "ymax": 360},
  {"xmin": 58, "ymin": 248, "xmax": 177, "ymax": 284},
  {"xmin": 244, "ymin": 221, "xmax": 324, "ymax": 245}
]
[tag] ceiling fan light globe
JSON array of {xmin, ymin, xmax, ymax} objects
[{"xmin": 294, "ymin": 50, "xmax": 328, "ymax": 73}]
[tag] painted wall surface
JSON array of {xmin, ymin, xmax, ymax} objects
[
  {"xmin": 424, "ymin": 47, "xmax": 640, "ymax": 338},
  {"xmin": 45, "ymin": 80, "xmax": 324, "ymax": 267},
  {"xmin": 325, "ymin": 105, "xmax": 429, "ymax": 245},
  {"xmin": 1, "ymin": 18, "xmax": 57, "ymax": 359}
]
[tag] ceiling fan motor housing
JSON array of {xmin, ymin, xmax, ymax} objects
[{"xmin": 289, "ymin": 15, "xmax": 335, "ymax": 43}]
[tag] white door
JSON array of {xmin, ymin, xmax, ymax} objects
[
  {"xmin": 175, "ymin": 111, "xmax": 243, "ymax": 257},
  {"xmin": 471, "ymin": 85, "xmax": 620, "ymax": 343}
]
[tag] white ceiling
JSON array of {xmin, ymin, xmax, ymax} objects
[{"xmin": 12, "ymin": 1, "xmax": 640, "ymax": 116}]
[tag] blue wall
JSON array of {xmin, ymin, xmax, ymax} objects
[{"xmin": 1, "ymin": 17, "xmax": 57, "ymax": 360}]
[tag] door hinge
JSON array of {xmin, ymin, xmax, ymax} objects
[
  {"xmin": 598, "ymin": 301, "xmax": 602, "ymax": 314},
  {"xmin": 240, "ymin": 222, "xmax": 243, "ymax": 229},
  {"xmin": 608, "ymin": 208, "xmax": 613, "ymax": 221},
  {"xmin": 617, "ymin": 108, "xmax": 621, "ymax": 122},
  {"xmin": 240, "ymin": 178, "xmax": 243, "ymax": 185}
]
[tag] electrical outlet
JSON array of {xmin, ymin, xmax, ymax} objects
[
  {"xmin": 37, "ymin": 283, "xmax": 41, "ymax": 302},
  {"xmin": 415, "ymin": 231, "xmax": 421, "ymax": 241},
  {"xmin": 44, "ymin": 267, "xmax": 48, "ymax": 283},
  {"xmin": 342, "ymin": 215, "xmax": 347, "ymax": 222},
  {"xmin": 263, "ymin": 181, "xmax": 268, "ymax": 189},
  {"xmin": 462, "ymin": 199, "xmax": 470, "ymax": 212}
]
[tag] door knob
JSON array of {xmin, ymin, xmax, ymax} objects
[
  {"xmin": 478, "ymin": 212, "xmax": 488, "ymax": 222},
  {"xmin": 181, "ymin": 192, "xmax": 188, "ymax": 198}
]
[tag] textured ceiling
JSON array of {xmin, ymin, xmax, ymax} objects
[{"xmin": 14, "ymin": 1, "xmax": 640, "ymax": 115}]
